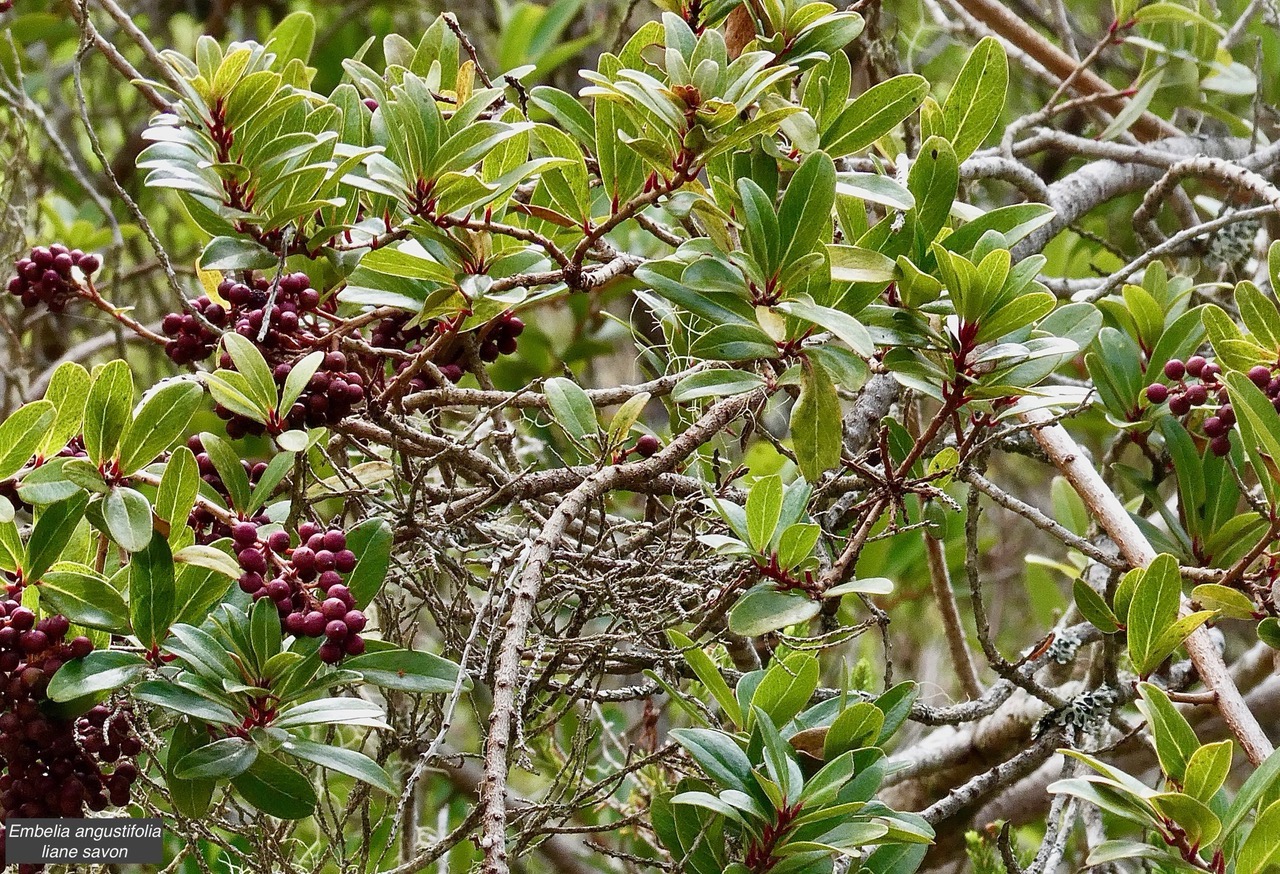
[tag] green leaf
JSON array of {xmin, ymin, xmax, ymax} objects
[
  {"xmin": 836, "ymin": 173, "xmax": 915, "ymax": 211},
  {"xmin": 343, "ymin": 648, "xmax": 468, "ymax": 694},
  {"xmin": 38, "ymin": 362, "xmax": 91, "ymax": 459},
  {"xmin": 103, "ymin": 486, "xmax": 154, "ymax": 553},
  {"xmin": 281, "ymin": 738, "xmax": 398, "ymax": 794},
  {"xmin": 273, "ymin": 697, "xmax": 390, "ymax": 730},
  {"xmin": 827, "ymin": 245, "xmax": 896, "ymax": 283},
  {"xmin": 792, "ymin": 357, "xmax": 842, "ymax": 482},
  {"xmin": 751, "ymin": 653, "xmax": 819, "ymax": 730},
  {"xmin": 777, "ymin": 152, "xmax": 836, "ymax": 270},
  {"xmin": 199, "ymin": 432, "xmax": 252, "ymax": 511},
  {"xmin": 156, "ymin": 446, "xmax": 200, "ymax": 527},
  {"xmin": 232, "ymin": 752, "xmax": 318, "ymax": 819},
  {"xmin": 174, "ymin": 544, "xmax": 242, "ymax": 579},
  {"xmin": 669, "ymin": 728, "xmax": 754, "ymax": 794},
  {"xmin": 1150, "ymin": 792, "xmax": 1220, "ymax": 847},
  {"xmin": 267, "ymin": 11, "xmax": 316, "ymax": 67},
  {"xmin": 164, "ymin": 623, "xmax": 241, "ymax": 682},
  {"xmin": 1191, "ymin": 584, "xmax": 1257, "ymax": 620},
  {"xmin": 824, "ymin": 702, "xmax": 885, "ymax": 759},
  {"xmin": 1227, "ymin": 371, "xmax": 1280, "ymax": 507},
  {"xmin": 776, "ymin": 523, "xmax": 820, "ymax": 571},
  {"xmin": 165, "ymin": 721, "xmax": 215, "ymax": 818},
  {"xmin": 40, "ymin": 565, "xmax": 130, "ymax": 632},
  {"xmin": 941, "ymin": 36, "xmax": 1008, "ymax": 161},
  {"xmin": 1183, "ymin": 740, "xmax": 1233, "ymax": 804},
  {"xmin": 667, "ymin": 630, "xmax": 742, "ymax": 727},
  {"xmin": 1238, "ymin": 799, "xmax": 1280, "ymax": 874},
  {"xmin": 691, "ymin": 323, "xmax": 777, "ymax": 362},
  {"xmin": 671, "ymin": 790, "xmax": 748, "ymax": 825},
  {"xmin": 822, "ymin": 74, "xmax": 928, "ymax": 157},
  {"xmin": 0, "ymin": 401, "xmax": 55, "ymax": 480},
  {"xmin": 606, "ymin": 391, "xmax": 651, "ymax": 449},
  {"xmin": 133, "ymin": 679, "xmax": 240, "ymax": 725},
  {"xmin": 246, "ymin": 451, "xmax": 295, "ymax": 516},
  {"xmin": 206, "ymin": 371, "xmax": 268, "ymax": 423},
  {"xmin": 280, "ymin": 351, "xmax": 325, "ymax": 413},
  {"xmin": 24, "ymin": 493, "xmax": 89, "ymax": 583},
  {"xmin": 345, "ymin": 518, "xmax": 392, "ymax": 609},
  {"xmin": 1126, "ymin": 554, "xmax": 1182, "ymax": 676},
  {"xmin": 737, "ymin": 177, "xmax": 781, "ymax": 277},
  {"xmin": 544, "ymin": 376, "xmax": 598, "ymax": 443},
  {"xmin": 173, "ymin": 564, "xmax": 235, "ymax": 628},
  {"xmin": 83, "ymin": 359, "xmax": 134, "ymax": 466},
  {"xmin": 130, "ymin": 533, "xmax": 177, "ymax": 650},
  {"xmin": 176, "ymin": 737, "xmax": 259, "ymax": 780},
  {"xmin": 47, "ymin": 650, "xmax": 147, "ymax": 702},
  {"xmin": 823, "ymin": 577, "xmax": 894, "ymax": 597},
  {"xmin": 729, "ymin": 586, "xmax": 822, "ymax": 636},
  {"xmin": 118, "ymin": 382, "xmax": 203, "ymax": 474},
  {"xmin": 1131, "ymin": 2, "xmax": 1225, "ymax": 31},
  {"xmin": 200, "ymin": 236, "xmax": 278, "ymax": 271},
  {"xmin": 907, "ymin": 137, "xmax": 959, "ymax": 253},
  {"xmin": 250, "ymin": 595, "xmax": 282, "ymax": 669},
  {"xmin": 222, "ymin": 333, "xmax": 280, "ymax": 413},
  {"xmin": 745, "ymin": 475, "xmax": 783, "ymax": 554},
  {"xmin": 1099, "ymin": 69, "xmax": 1164, "ymax": 141},
  {"xmin": 1137, "ymin": 682, "xmax": 1200, "ymax": 783},
  {"xmin": 671, "ymin": 370, "xmax": 767, "ymax": 403},
  {"xmin": 1223, "ymin": 748, "xmax": 1280, "ymax": 839},
  {"xmin": 1073, "ymin": 579, "xmax": 1120, "ymax": 634},
  {"xmin": 775, "ymin": 297, "xmax": 873, "ymax": 357}
]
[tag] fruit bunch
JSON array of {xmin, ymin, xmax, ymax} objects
[
  {"xmin": 163, "ymin": 271, "xmax": 367, "ymax": 438},
  {"xmin": 369, "ymin": 309, "xmax": 526, "ymax": 391},
  {"xmin": 162, "ymin": 296, "xmax": 226, "ymax": 365},
  {"xmin": 274, "ymin": 350, "xmax": 365, "ymax": 430},
  {"xmin": 477, "ymin": 310, "xmax": 525, "ymax": 365},
  {"xmin": 222, "ymin": 272, "xmax": 322, "ymax": 347},
  {"xmin": 232, "ymin": 520, "xmax": 367, "ymax": 663},
  {"xmin": 0, "ymin": 606, "xmax": 140, "ymax": 871},
  {"xmin": 5, "ymin": 245, "xmax": 100, "ymax": 313},
  {"xmin": 165, "ymin": 271, "xmax": 321, "ymax": 368},
  {"xmin": 1146, "ymin": 355, "xmax": 1235, "ymax": 456},
  {"xmin": 187, "ymin": 436, "xmax": 271, "ymax": 543}
]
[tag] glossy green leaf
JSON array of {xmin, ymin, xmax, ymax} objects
[
  {"xmin": 792, "ymin": 357, "xmax": 842, "ymax": 482},
  {"xmin": 941, "ymin": 36, "xmax": 1007, "ymax": 161},
  {"xmin": 343, "ymin": 647, "xmax": 468, "ymax": 694},
  {"xmin": 130, "ymin": 533, "xmax": 177, "ymax": 650},
  {"xmin": 83, "ymin": 359, "xmax": 134, "ymax": 466},
  {"xmin": 0, "ymin": 401, "xmax": 55, "ymax": 481},
  {"xmin": 47, "ymin": 650, "xmax": 147, "ymax": 702}
]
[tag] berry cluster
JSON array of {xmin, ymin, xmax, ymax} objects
[
  {"xmin": 164, "ymin": 271, "xmax": 367, "ymax": 436},
  {"xmin": 477, "ymin": 311, "xmax": 525, "ymax": 365},
  {"xmin": 187, "ymin": 436, "xmax": 271, "ymax": 544},
  {"xmin": 162, "ymin": 296, "xmax": 226, "ymax": 365},
  {"xmin": 6, "ymin": 245, "xmax": 100, "ymax": 313},
  {"xmin": 275, "ymin": 350, "xmax": 365, "ymax": 431},
  {"xmin": 222, "ymin": 272, "xmax": 322, "ymax": 346},
  {"xmin": 370, "ymin": 313, "xmax": 442, "ymax": 391},
  {"xmin": 233, "ymin": 520, "xmax": 366, "ymax": 663},
  {"xmin": 369, "ymin": 310, "xmax": 525, "ymax": 391},
  {"xmin": 0, "ymin": 607, "xmax": 139, "ymax": 871},
  {"xmin": 1146, "ymin": 355, "xmax": 1235, "ymax": 456}
]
